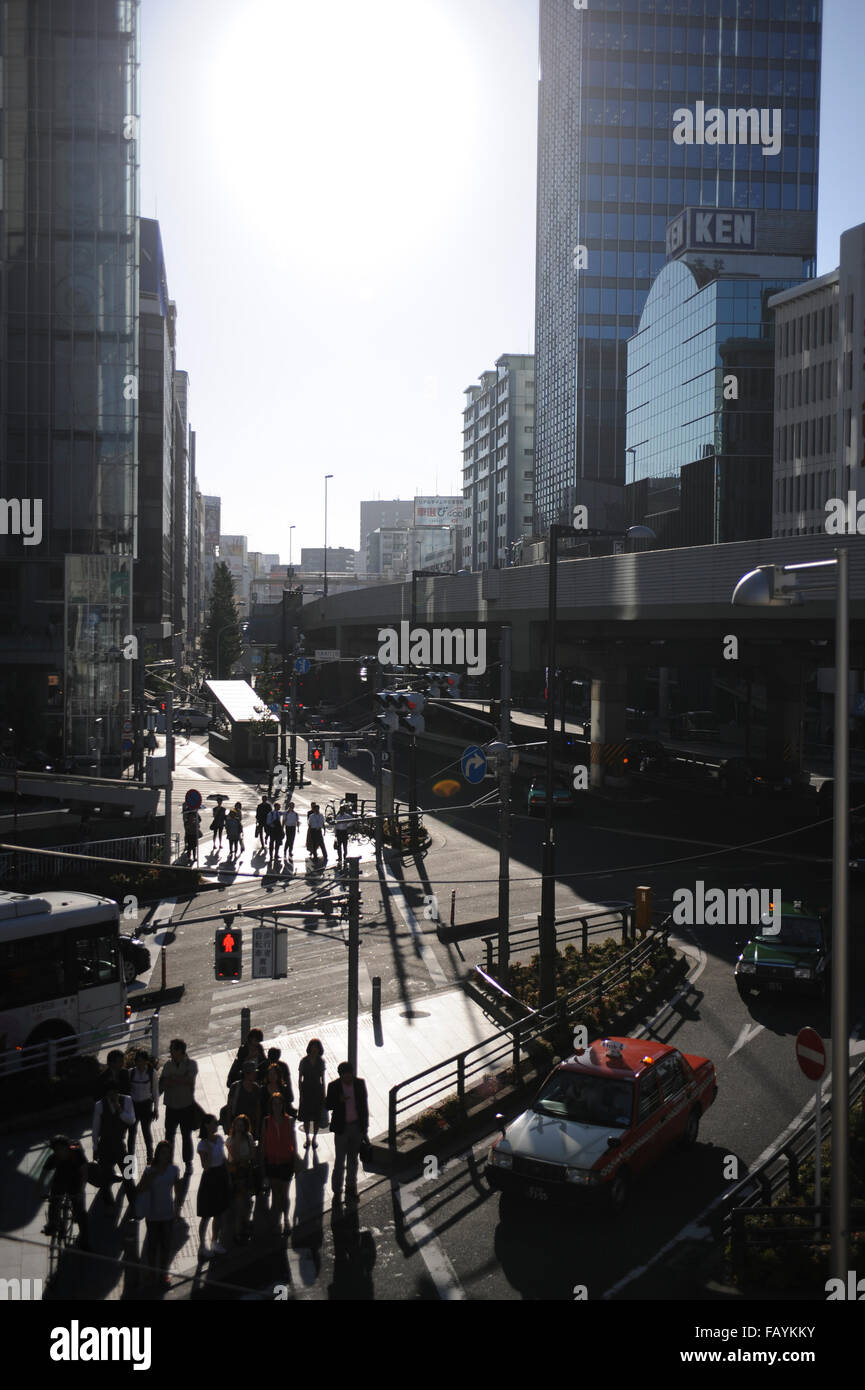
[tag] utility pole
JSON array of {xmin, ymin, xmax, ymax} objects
[
  {"xmin": 163, "ymin": 691, "xmax": 174, "ymax": 864},
  {"xmin": 280, "ymin": 590, "xmax": 289, "ymax": 766},
  {"xmin": 133, "ymin": 625, "xmax": 145, "ymax": 780},
  {"xmin": 408, "ymin": 733, "xmax": 418, "ymax": 850},
  {"xmin": 497, "ymin": 625, "xmax": 512, "ymax": 981},
  {"xmin": 347, "ymin": 857, "xmax": 360, "ymax": 1073},
  {"xmin": 539, "ymin": 526, "xmax": 563, "ymax": 1008}
]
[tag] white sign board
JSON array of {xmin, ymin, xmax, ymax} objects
[
  {"xmin": 252, "ymin": 926, "xmax": 275, "ymax": 980},
  {"xmin": 315, "ymin": 649, "xmax": 340, "ymax": 661}
]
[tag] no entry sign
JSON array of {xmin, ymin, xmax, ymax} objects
[
  {"xmin": 795, "ymin": 1027, "xmax": 826, "ymax": 1082},
  {"xmin": 184, "ymin": 788, "xmax": 203, "ymax": 811}
]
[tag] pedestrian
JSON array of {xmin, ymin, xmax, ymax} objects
[
  {"xmin": 261, "ymin": 1092, "xmax": 296, "ymax": 1236},
  {"xmin": 223, "ymin": 1061, "xmax": 264, "ymax": 1137},
  {"xmin": 297, "ymin": 1038, "xmax": 326, "ymax": 1148},
  {"xmin": 266, "ymin": 800, "xmax": 285, "ymax": 862},
  {"xmin": 283, "ymin": 801, "xmax": 299, "ymax": 858},
  {"xmin": 42, "ymin": 1135, "xmax": 89, "ymax": 1249},
  {"xmin": 92, "ymin": 1085, "xmax": 136, "ymax": 1207},
  {"xmin": 145, "ymin": 728, "xmax": 158, "ymax": 753},
  {"xmin": 265, "ymin": 1046, "xmax": 292, "ymax": 1097},
  {"xmin": 233, "ymin": 802, "xmax": 246, "ymax": 852},
  {"xmin": 226, "ymin": 1027, "xmax": 267, "ymax": 1088},
  {"xmin": 261, "ymin": 1062, "xmax": 294, "ymax": 1130},
  {"xmin": 306, "ymin": 802, "xmax": 327, "ymax": 865},
  {"xmin": 334, "ymin": 801, "xmax": 355, "ymax": 870},
  {"xmin": 159, "ymin": 1038, "xmax": 199, "ymax": 1174},
  {"xmin": 255, "ymin": 795, "xmax": 272, "ymax": 849},
  {"xmin": 226, "ymin": 1114, "xmax": 258, "ymax": 1244},
  {"xmin": 326, "ymin": 1061, "xmax": 369, "ymax": 1206},
  {"xmin": 196, "ymin": 1114, "xmax": 231, "ymax": 1258},
  {"xmin": 135, "ymin": 1140, "xmax": 181, "ymax": 1286},
  {"xmin": 183, "ymin": 805, "xmax": 201, "ymax": 864},
  {"xmin": 128, "ymin": 1049, "xmax": 159, "ymax": 1164},
  {"xmin": 224, "ymin": 808, "xmax": 241, "ymax": 858},
  {"xmin": 97, "ymin": 1048, "xmax": 131, "ymax": 1098},
  {"xmin": 210, "ymin": 801, "xmax": 227, "ymax": 848},
  {"xmin": 184, "ymin": 717, "xmax": 192, "ymax": 741}
]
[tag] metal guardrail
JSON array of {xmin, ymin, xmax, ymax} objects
[
  {"xmin": 387, "ymin": 923, "xmax": 672, "ymax": 1146},
  {"xmin": 0, "ymin": 833, "xmax": 179, "ymax": 884},
  {"xmin": 481, "ymin": 903, "xmax": 634, "ymax": 974},
  {"xmin": 0, "ymin": 1012, "xmax": 160, "ymax": 1081},
  {"xmin": 724, "ymin": 1055, "xmax": 865, "ymax": 1283}
]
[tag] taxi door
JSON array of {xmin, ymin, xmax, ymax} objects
[
  {"xmin": 653, "ymin": 1051, "xmax": 691, "ymax": 1149},
  {"xmin": 628, "ymin": 1069, "xmax": 667, "ymax": 1173}
]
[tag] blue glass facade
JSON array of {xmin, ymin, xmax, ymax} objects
[{"xmin": 534, "ymin": 0, "xmax": 822, "ymax": 532}]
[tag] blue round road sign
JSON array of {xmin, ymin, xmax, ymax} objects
[
  {"xmin": 121, "ymin": 738, "xmax": 133, "ymax": 753},
  {"xmin": 184, "ymin": 789, "xmax": 203, "ymax": 810},
  {"xmin": 294, "ymin": 657, "xmax": 311, "ymax": 674},
  {"xmin": 461, "ymin": 745, "xmax": 487, "ymax": 784}
]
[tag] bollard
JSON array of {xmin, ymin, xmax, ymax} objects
[
  {"xmin": 241, "ymin": 1005, "xmax": 251, "ymax": 1047},
  {"xmin": 372, "ymin": 975, "xmax": 382, "ymax": 1024},
  {"xmin": 635, "ymin": 885, "xmax": 652, "ymax": 938},
  {"xmin": 160, "ymin": 945, "xmax": 167, "ymax": 992},
  {"xmin": 450, "ymin": 889, "xmax": 456, "ymax": 926},
  {"xmin": 151, "ymin": 1009, "xmax": 160, "ymax": 1061}
]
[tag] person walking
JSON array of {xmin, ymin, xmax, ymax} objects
[
  {"xmin": 92, "ymin": 1085, "xmax": 136, "ymax": 1207},
  {"xmin": 184, "ymin": 717, "xmax": 192, "ymax": 741},
  {"xmin": 326, "ymin": 1062, "xmax": 369, "ymax": 1206},
  {"xmin": 210, "ymin": 801, "xmax": 227, "ymax": 849},
  {"xmin": 182, "ymin": 804, "xmax": 201, "ymax": 864},
  {"xmin": 266, "ymin": 800, "xmax": 285, "ymax": 863},
  {"xmin": 283, "ymin": 801, "xmax": 299, "ymax": 859},
  {"xmin": 334, "ymin": 801, "xmax": 355, "ymax": 871},
  {"xmin": 224, "ymin": 808, "xmax": 241, "ymax": 859},
  {"xmin": 226, "ymin": 1027, "xmax": 267, "ymax": 1088},
  {"xmin": 196, "ymin": 1115, "xmax": 231, "ymax": 1258},
  {"xmin": 233, "ymin": 802, "xmax": 246, "ymax": 853},
  {"xmin": 135, "ymin": 1140, "xmax": 181, "ymax": 1287},
  {"xmin": 159, "ymin": 1038, "xmax": 199, "ymax": 1174},
  {"xmin": 128, "ymin": 1049, "xmax": 159, "ymax": 1164},
  {"xmin": 261, "ymin": 1092, "xmax": 296, "ymax": 1236},
  {"xmin": 265, "ymin": 1047, "xmax": 292, "ymax": 1096},
  {"xmin": 226, "ymin": 1114, "xmax": 258, "ymax": 1245},
  {"xmin": 97, "ymin": 1048, "xmax": 131, "ymax": 1098},
  {"xmin": 224, "ymin": 1061, "xmax": 264, "ymax": 1138},
  {"xmin": 306, "ymin": 802, "xmax": 327, "ymax": 865},
  {"xmin": 42, "ymin": 1135, "xmax": 89, "ymax": 1249},
  {"xmin": 255, "ymin": 796, "xmax": 272, "ymax": 850},
  {"xmin": 260, "ymin": 1062, "xmax": 294, "ymax": 1131},
  {"xmin": 297, "ymin": 1039, "xmax": 326, "ymax": 1148}
]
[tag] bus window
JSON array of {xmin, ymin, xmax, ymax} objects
[
  {"xmin": 0, "ymin": 934, "xmax": 68, "ymax": 1009},
  {"xmin": 73, "ymin": 931, "xmax": 119, "ymax": 989}
]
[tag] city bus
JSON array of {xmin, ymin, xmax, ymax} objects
[{"xmin": 0, "ymin": 890, "xmax": 127, "ymax": 1054}]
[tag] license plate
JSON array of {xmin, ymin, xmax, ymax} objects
[
  {"xmin": 768, "ymin": 982, "xmax": 783, "ymax": 992},
  {"xmin": 526, "ymin": 1185, "xmax": 549, "ymax": 1201}
]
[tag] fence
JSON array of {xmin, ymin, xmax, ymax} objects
[
  {"xmin": 387, "ymin": 922, "xmax": 672, "ymax": 1146},
  {"xmin": 0, "ymin": 1012, "xmax": 160, "ymax": 1082},
  {"xmin": 0, "ymin": 833, "xmax": 179, "ymax": 885},
  {"xmin": 481, "ymin": 902, "xmax": 633, "ymax": 974},
  {"xmin": 725, "ymin": 1054, "xmax": 865, "ymax": 1284}
]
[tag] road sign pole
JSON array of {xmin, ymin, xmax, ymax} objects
[
  {"xmin": 408, "ymin": 733, "xmax": 418, "ymax": 850},
  {"xmin": 498, "ymin": 625, "xmax": 512, "ymax": 982},
  {"xmin": 163, "ymin": 693, "xmax": 173, "ymax": 864},
  {"xmin": 815, "ymin": 1076, "xmax": 823, "ymax": 1234},
  {"xmin": 347, "ymin": 858, "xmax": 360, "ymax": 1073},
  {"xmin": 540, "ymin": 527, "xmax": 560, "ymax": 1009}
]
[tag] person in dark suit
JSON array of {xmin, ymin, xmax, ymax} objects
[{"xmin": 326, "ymin": 1062, "xmax": 369, "ymax": 1205}]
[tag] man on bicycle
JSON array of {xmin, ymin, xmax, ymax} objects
[{"xmin": 42, "ymin": 1134, "xmax": 89, "ymax": 1249}]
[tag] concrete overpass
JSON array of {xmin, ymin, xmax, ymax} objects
[{"xmin": 296, "ymin": 535, "xmax": 865, "ymax": 785}]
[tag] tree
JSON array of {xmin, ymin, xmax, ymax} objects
[{"xmin": 201, "ymin": 562, "xmax": 243, "ymax": 677}]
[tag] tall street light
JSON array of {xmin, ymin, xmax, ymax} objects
[
  {"xmin": 288, "ymin": 524, "xmax": 296, "ymax": 580},
  {"xmin": 732, "ymin": 548, "xmax": 849, "ymax": 1280},
  {"xmin": 323, "ymin": 474, "xmax": 334, "ymax": 598},
  {"xmin": 539, "ymin": 520, "xmax": 655, "ymax": 1006}
]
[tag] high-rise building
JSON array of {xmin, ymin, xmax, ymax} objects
[
  {"xmin": 462, "ymin": 354, "xmax": 535, "ymax": 569},
  {"xmin": 534, "ymin": 0, "xmax": 821, "ymax": 535},
  {"xmin": 136, "ymin": 218, "xmax": 176, "ymax": 647},
  {"xmin": 359, "ymin": 500, "xmax": 415, "ymax": 574},
  {"xmin": 770, "ymin": 222, "xmax": 865, "ymax": 537},
  {"xmin": 219, "ymin": 535, "xmax": 250, "ymax": 612},
  {"xmin": 300, "ymin": 547, "xmax": 355, "ymax": 574},
  {"xmin": 0, "ymin": 0, "xmax": 140, "ymax": 761},
  {"xmin": 203, "ymin": 496, "xmax": 222, "ymax": 598}
]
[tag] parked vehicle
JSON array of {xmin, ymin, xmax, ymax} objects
[
  {"xmin": 734, "ymin": 899, "xmax": 830, "ymax": 1000},
  {"xmin": 172, "ymin": 707, "xmax": 210, "ymax": 732},
  {"xmin": 118, "ymin": 933, "xmax": 151, "ymax": 986}
]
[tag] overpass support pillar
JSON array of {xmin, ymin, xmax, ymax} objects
[
  {"xmin": 765, "ymin": 669, "xmax": 804, "ymax": 775},
  {"xmin": 590, "ymin": 667, "xmax": 628, "ymax": 789}
]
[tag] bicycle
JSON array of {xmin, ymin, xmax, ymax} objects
[{"xmin": 44, "ymin": 1191, "xmax": 77, "ymax": 1286}]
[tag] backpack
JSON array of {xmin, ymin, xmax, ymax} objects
[{"xmin": 183, "ymin": 808, "xmax": 198, "ymax": 834}]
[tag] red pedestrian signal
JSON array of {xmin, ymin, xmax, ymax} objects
[
  {"xmin": 310, "ymin": 746, "xmax": 323, "ymax": 772},
  {"xmin": 214, "ymin": 925, "xmax": 242, "ymax": 979}
]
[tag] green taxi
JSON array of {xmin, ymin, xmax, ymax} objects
[{"xmin": 734, "ymin": 900, "xmax": 829, "ymax": 1000}]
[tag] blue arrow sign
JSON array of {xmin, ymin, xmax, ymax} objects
[
  {"xmin": 461, "ymin": 744, "xmax": 487, "ymax": 784},
  {"xmin": 294, "ymin": 657, "xmax": 311, "ymax": 674}
]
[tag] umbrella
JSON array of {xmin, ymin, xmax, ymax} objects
[{"xmin": 208, "ymin": 793, "xmax": 230, "ymax": 804}]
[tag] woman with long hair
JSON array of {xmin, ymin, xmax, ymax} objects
[
  {"xmin": 226, "ymin": 1114, "xmax": 258, "ymax": 1244},
  {"xmin": 297, "ymin": 1038, "xmax": 326, "ymax": 1148},
  {"xmin": 261, "ymin": 1092, "xmax": 296, "ymax": 1237},
  {"xmin": 196, "ymin": 1114, "xmax": 231, "ymax": 1258}
]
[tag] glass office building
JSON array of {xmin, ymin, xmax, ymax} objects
[
  {"xmin": 0, "ymin": 0, "xmax": 140, "ymax": 758},
  {"xmin": 534, "ymin": 0, "xmax": 822, "ymax": 534}
]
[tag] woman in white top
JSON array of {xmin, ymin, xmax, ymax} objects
[
  {"xmin": 306, "ymin": 802, "xmax": 327, "ymax": 864},
  {"xmin": 196, "ymin": 1114, "xmax": 231, "ymax": 1257},
  {"xmin": 283, "ymin": 801, "xmax": 300, "ymax": 858}
]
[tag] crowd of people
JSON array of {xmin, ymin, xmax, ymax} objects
[
  {"xmin": 42, "ymin": 1032, "xmax": 371, "ymax": 1288},
  {"xmin": 181, "ymin": 797, "xmax": 358, "ymax": 872}
]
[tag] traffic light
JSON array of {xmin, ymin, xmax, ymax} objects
[
  {"xmin": 427, "ymin": 672, "xmax": 460, "ymax": 698},
  {"xmin": 214, "ymin": 925, "xmax": 242, "ymax": 979},
  {"xmin": 310, "ymin": 745, "xmax": 323, "ymax": 772},
  {"xmin": 375, "ymin": 691, "xmax": 400, "ymax": 731},
  {"xmin": 397, "ymin": 690, "xmax": 425, "ymax": 733}
]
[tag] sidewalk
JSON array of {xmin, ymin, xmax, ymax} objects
[{"xmin": 0, "ymin": 984, "xmax": 496, "ymax": 1299}]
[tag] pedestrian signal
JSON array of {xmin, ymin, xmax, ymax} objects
[
  {"xmin": 215, "ymin": 926, "xmax": 242, "ymax": 979},
  {"xmin": 310, "ymin": 746, "xmax": 323, "ymax": 772}
]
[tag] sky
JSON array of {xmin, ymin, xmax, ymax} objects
[{"xmin": 140, "ymin": 0, "xmax": 865, "ymax": 561}]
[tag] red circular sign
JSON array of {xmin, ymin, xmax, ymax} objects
[
  {"xmin": 795, "ymin": 1026, "xmax": 826, "ymax": 1082},
  {"xmin": 184, "ymin": 789, "xmax": 203, "ymax": 810}
]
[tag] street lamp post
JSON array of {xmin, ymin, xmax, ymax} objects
[
  {"xmin": 288, "ymin": 525, "xmax": 296, "ymax": 581},
  {"xmin": 323, "ymin": 474, "xmax": 333, "ymax": 599},
  {"xmin": 732, "ymin": 548, "xmax": 849, "ymax": 1281}
]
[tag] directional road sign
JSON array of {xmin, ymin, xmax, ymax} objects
[
  {"xmin": 121, "ymin": 738, "xmax": 133, "ymax": 753},
  {"xmin": 122, "ymin": 718, "xmax": 133, "ymax": 735},
  {"xmin": 461, "ymin": 745, "xmax": 487, "ymax": 784},
  {"xmin": 294, "ymin": 657, "xmax": 311, "ymax": 674},
  {"xmin": 795, "ymin": 1026, "xmax": 826, "ymax": 1082},
  {"xmin": 184, "ymin": 788, "xmax": 203, "ymax": 811}
]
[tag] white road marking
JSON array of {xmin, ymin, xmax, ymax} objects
[
  {"xmin": 727, "ymin": 1020, "xmax": 765, "ymax": 1059},
  {"xmin": 382, "ymin": 868, "xmax": 447, "ymax": 985},
  {"xmin": 395, "ymin": 1178, "xmax": 466, "ymax": 1300}
]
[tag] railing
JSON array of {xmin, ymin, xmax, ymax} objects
[
  {"xmin": 725, "ymin": 1054, "xmax": 865, "ymax": 1284},
  {"xmin": 0, "ymin": 1012, "xmax": 160, "ymax": 1081},
  {"xmin": 481, "ymin": 902, "xmax": 633, "ymax": 974},
  {"xmin": 387, "ymin": 922, "xmax": 672, "ymax": 1146},
  {"xmin": 0, "ymin": 833, "xmax": 179, "ymax": 885}
]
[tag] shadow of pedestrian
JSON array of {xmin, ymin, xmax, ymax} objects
[{"xmin": 327, "ymin": 1206, "xmax": 376, "ymax": 1300}]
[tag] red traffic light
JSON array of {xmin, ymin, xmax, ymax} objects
[
  {"xmin": 310, "ymin": 746, "xmax": 323, "ymax": 771},
  {"xmin": 215, "ymin": 926, "xmax": 242, "ymax": 979}
]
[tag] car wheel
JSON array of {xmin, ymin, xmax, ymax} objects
[
  {"xmin": 682, "ymin": 1106, "xmax": 701, "ymax": 1149},
  {"xmin": 499, "ymin": 1192, "xmax": 524, "ymax": 1221},
  {"xmin": 122, "ymin": 956, "xmax": 137, "ymax": 986},
  {"xmin": 607, "ymin": 1168, "xmax": 630, "ymax": 1214}
]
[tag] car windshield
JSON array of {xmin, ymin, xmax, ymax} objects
[
  {"xmin": 757, "ymin": 917, "xmax": 822, "ymax": 948},
  {"xmin": 533, "ymin": 1072, "xmax": 633, "ymax": 1128}
]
